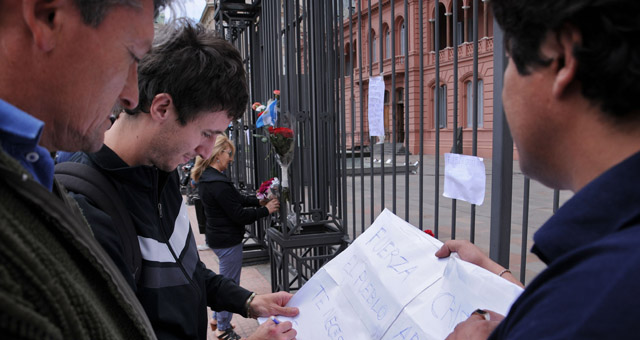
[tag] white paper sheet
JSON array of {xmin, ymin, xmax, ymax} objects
[
  {"xmin": 443, "ymin": 153, "xmax": 486, "ymax": 205},
  {"xmin": 260, "ymin": 209, "xmax": 522, "ymax": 339},
  {"xmin": 367, "ymin": 76, "xmax": 385, "ymax": 138}
]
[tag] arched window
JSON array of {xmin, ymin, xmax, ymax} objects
[
  {"xmin": 385, "ymin": 27, "xmax": 391, "ymax": 59},
  {"xmin": 432, "ymin": 2, "xmax": 447, "ymax": 51},
  {"xmin": 400, "ymin": 20, "xmax": 406, "ymax": 55},
  {"xmin": 465, "ymin": 79, "xmax": 484, "ymax": 128},
  {"xmin": 371, "ymin": 30, "xmax": 377, "ymax": 62},
  {"xmin": 344, "ymin": 42, "xmax": 351, "ymax": 76},
  {"xmin": 434, "ymin": 84, "xmax": 447, "ymax": 129}
]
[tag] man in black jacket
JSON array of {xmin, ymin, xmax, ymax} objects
[{"xmin": 66, "ymin": 20, "xmax": 298, "ymax": 340}]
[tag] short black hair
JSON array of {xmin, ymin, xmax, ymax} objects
[
  {"xmin": 492, "ymin": 0, "xmax": 640, "ymax": 120},
  {"xmin": 130, "ymin": 19, "xmax": 248, "ymax": 125},
  {"xmin": 73, "ymin": 0, "xmax": 171, "ymax": 27}
]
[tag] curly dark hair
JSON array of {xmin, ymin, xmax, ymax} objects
[
  {"xmin": 73, "ymin": 0, "xmax": 171, "ymax": 27},
  {"xmin": 129, "ymin": 19, "xmax": 248, "ymax": 125},
  {"xmin": 491, "ymin": 0, "xmax": 640, "ymax": 121}
]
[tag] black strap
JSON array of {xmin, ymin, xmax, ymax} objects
[{"xmin": 54, "ymin": 162, "xmax": 141, "ymax": 284}]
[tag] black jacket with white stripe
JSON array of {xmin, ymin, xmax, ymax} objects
[{"xmin": 66, "ymin": 145, "xmax": 252, "ymax": 340}]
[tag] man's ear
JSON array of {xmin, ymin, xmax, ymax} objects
[
  {"xmin": 22, "ymin": 0, "xmax": 63, "ymax": 52},
  {"xmin": 149, "ymin": 93, "xmax": 175, "ymax": 122},
  {"xmin": 552, "ymin": 25, "xmax": 581, "ymax": 98}
]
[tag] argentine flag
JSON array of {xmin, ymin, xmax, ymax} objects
[{"xmin": 256, "ymin": 99, "xmax": 278, "ymax": 128}]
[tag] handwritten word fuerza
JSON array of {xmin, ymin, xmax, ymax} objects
[{"xmin": 364, "ymin": 225, "xmax": 417, "ymax": 282}]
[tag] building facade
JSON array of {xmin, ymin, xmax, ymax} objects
[{"xmin": 343, "ymin": 0, "xmax": 495, "ymax": 157}]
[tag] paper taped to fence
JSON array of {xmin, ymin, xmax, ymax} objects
[
  {"xmin": 367, "ymin": 76, "xmax": 385, "ymax": 138},
  {"xmin": 443, "ymin": 153, "xmax": 487, "ymax": 205},
  {"xmin": 259, "ymin": 209, "xmax": 523, "ymax": 339}
]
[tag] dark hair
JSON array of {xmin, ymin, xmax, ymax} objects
[
  {"xmin": 491, "ymin": 0, "xmax": 640, "ymax": 120},
  {"xmin": 129, "ymin": 19, "xmax": 248, "ymax": 125},
  {"xmin": 72, "ymin": 0, "xmax": 171, "ymax": 27}
]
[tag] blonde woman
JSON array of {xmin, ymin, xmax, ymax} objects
[{"xmin": 192, "ymin": 134, "xmax": 279, "ymax": 339}]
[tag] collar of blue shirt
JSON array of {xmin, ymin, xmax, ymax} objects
[{"xmin": 0, "ymin": 99, "xmax": 54, "ymax": 191}]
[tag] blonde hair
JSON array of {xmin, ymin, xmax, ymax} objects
[{"xmin": 192, "ymin": 134, "xmax": 235, "ymax": 182}]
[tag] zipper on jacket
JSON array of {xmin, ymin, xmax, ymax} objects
[{"xmin": 158, "ymin": 202, "xmax": 163, "ymax": 219}]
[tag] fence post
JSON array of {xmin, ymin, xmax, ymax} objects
[{"xmin": 489, "ymin": 19, "xmax": 513, "ymax": 268}]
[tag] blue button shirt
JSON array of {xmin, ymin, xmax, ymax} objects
[{"xmin": 0, "ymin": 99, "xmax": 54, "ymax": 191}]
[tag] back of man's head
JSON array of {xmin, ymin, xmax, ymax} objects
[
  {"xmin": 491, "ymin": 0, "xmax": 640, "ymax": 122},
  {"xmin": 129, "ymin": 19, "xmax": 248, "ymax": 125}
]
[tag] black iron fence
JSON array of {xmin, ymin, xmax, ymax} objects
[{"xmin": 208, "ymin": 0, "xmax": 569, "ymax": 290}]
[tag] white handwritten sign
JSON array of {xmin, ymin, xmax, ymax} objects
[
  {"xmin": 367, "ymin": 76, "xmax": 385, "ymax": 138},
  {"xmin": 443, "ymin": 153, "xmax": 487, "ymax": 205},
  {"xmin": 260, "ymin": 209, "xmax": 523, "ymax": 339}
]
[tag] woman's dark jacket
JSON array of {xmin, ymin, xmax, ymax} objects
[{"xmin": 198, "ymin": 167, "xmax": 269, "ymax": 249}]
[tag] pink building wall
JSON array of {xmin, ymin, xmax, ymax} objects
[{"xmin": 342, "ymin": 0, "xmax": 498, "ymax": 158}]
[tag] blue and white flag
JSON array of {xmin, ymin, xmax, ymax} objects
[{"xmin": 256, "ymin": 99, "xmax": 278, "ymax": 128}]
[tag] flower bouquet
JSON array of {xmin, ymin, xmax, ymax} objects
[
  {"xmin": 267, "ymin": 126, "xmax": 294, "ymax": 186},
  {"xmin": 256, "ymin": 177, "xmax": 280, "ymax": 200}
]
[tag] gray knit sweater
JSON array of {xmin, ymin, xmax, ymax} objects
[{"xmin": 0, "ymin": 147, "xmax": 156, "ymax": 340}]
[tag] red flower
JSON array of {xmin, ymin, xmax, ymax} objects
[
  {"xmin": 424, "ymin": 229, "xmax": 435, "ymax": 237},
  {"xmin": 273, "ymin": 90, "xmax": 280, "ymax": 96},
  {"xmin": 257, "ymin": 178, "xmax": 275, "ymax": 199},
  {"xmin": 269, "ymin": 126, "xmax": 294, "ymax": 139}
]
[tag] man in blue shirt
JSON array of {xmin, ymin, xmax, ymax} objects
[
  {"xmin": 437, "ymin": 0, "xmax": 640, "ymax": 339},
  {"xmin": 0, "ymin": 0, "xmax": 172, "ymax": 338}
]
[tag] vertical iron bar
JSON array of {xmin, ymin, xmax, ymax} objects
[
  {"xmin": 451, "ymin": 0, "xmax": 458, "ymax": 240},
  {"xmin": 339, "ymin": 0, "xmax": 348, "ymax": 237},
  {"xmin": 418, "ymin": 0, "xmax": 424, "ymax": 230},
  {"xmin": 357, "ymin": 4, "xmax": 365, "ymax": 234},
  {"xmin": 434, "ymin": 0, "xmax": 440, "ymax": 236},
  {"xmin": 391, "ymin": 0, "xmax": 397, "ymax": 213},
  {"xmin": 349, "ymin": 1, "xmax": 356, "ymax": 239},
  {"xmin": 470, "ymin": 0, "xmax": 479, "ymax": 243},
  {"xmin": 368, "ymin": 0, "xmax": 374, "ymax": 225},
  {"xmin": 489, "ymin": 19, "xmax": 513, "ymax": 268},
  {"xmin": 378, "ymin": 0, "xmax": 385, "ymax": 214},
  {"xmin": 521, "ymin": 177, "xmax": 530, "ymax": 284},
  {"xmin": 403, "ymin": 0, "xmax": 410, "ymax": 221}
]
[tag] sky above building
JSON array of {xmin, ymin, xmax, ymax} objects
[{"xmin": 166, "ymin": 0, "xmax": 206, "ymax": 22}]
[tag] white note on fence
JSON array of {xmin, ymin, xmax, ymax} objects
[
  {"xmin": 259, "ymin": 209, "xmax": 523, "ymax": 339},
  {"xmin": 367, "ymin": 76, "xmax": 385, "ymax": 138},
  {"xmin": 443, "ymin": 153, "xmax": 487, "ymax": 205}
]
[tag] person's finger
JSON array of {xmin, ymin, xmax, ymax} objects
[
  {"xmin": 434, "ymin": 243, "xmax": 452, "ymax": 258},
  {"xmin": 435, "ymin": 240, "xmax": 473, "ymax": 258},
  {"xmin": 274, "ymin": 306, "xmax": 299, "ymax": 317}
]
